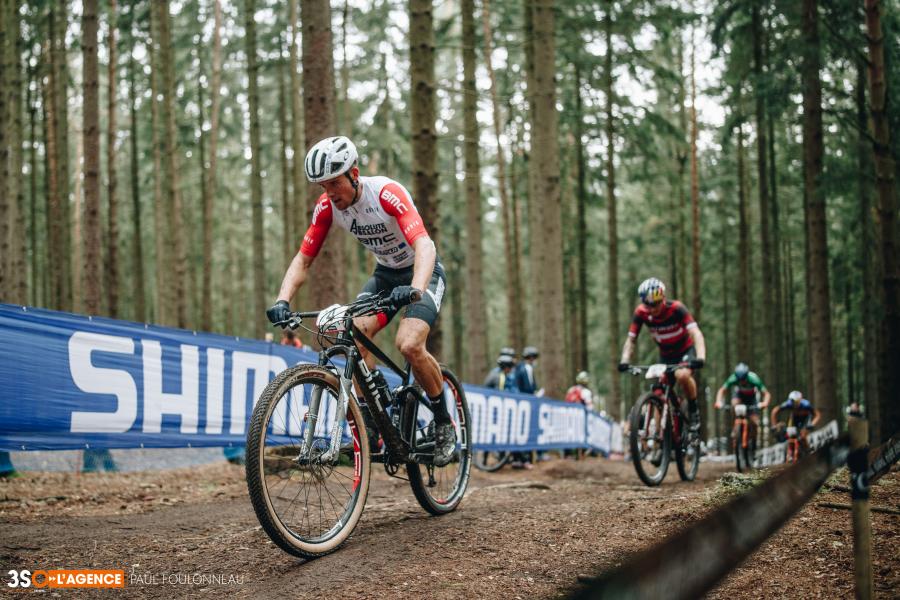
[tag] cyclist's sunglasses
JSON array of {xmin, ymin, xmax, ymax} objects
[{"xmin": 643, "ymin": 299, "xmax": 662, "ymax": 308}]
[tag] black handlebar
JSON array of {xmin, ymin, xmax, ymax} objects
[{"xmin": 274, "ymin": 289, "xmax": 420, "ymax": 330}]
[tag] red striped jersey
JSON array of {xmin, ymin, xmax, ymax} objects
[{"xmin": 628, "ymin": 300, "xmax": 698, "ymax": 359}]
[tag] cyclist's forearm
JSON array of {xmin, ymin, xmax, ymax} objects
[
  {"xmin": 277, "ymin": 251, "xmax": 312, "ymax": 303},
  {"xmin": 715, "ymin": 387, "xmax": 726, "ymax": 405},
  {"xmin": 410, "ymin": 237, "xmax": 436, "ymax": 291},
  {"xmin": 690, "ymin": 327, "xmax": 706, "ymax": 360},
  {"xmin": 620, "ymin": 337, "xmax": 635, "ymax": 364}
]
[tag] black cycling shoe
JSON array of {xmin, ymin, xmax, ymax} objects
[{"xmin": 433, "ymin": 422, "xmax": 457, "ymax": 467}]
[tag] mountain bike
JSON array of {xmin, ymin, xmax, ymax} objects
[
  {"xmin": 625, "ymin": 362, "xmax": 701, "ymax": 486},
  {"xmin": 473, "ymin": 450, "xmax": 512, "ymax": 472},
  {"xmin": 245, "ymin": 291, "xmax": 472, "ymax": 559},
  {"xmin": 731, "ymin": 404, "xmax": 757, "ymax": 472}
]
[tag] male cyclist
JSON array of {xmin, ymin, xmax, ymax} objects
[
  {"xmin": 618, "ymin": 278, "xmax": 706, "ymax": 432},
  {"xmin": 266, "ymin": 136, "xmax": 456, "ymax": 466},
  {"xmin": 714, "ymin": 362, "xmax": 771, "ymax": 431},
  {"xmin": 771, "ymin": 391, "xmax": 821, "ymax": 450}
]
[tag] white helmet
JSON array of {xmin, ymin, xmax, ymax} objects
[
  {"xmin": 788, "ymin": 390, "xmax": 803, "ymax": 402},
  {"xmin": 304, "ymin": 136, "xmax": 358, "ymax": 183}
]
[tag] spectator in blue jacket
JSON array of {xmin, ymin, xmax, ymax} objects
[{"xmin": 515, "ymin": 346, "xmax": 543, "ymax": 396}]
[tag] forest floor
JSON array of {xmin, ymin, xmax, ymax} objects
[{"xmin": 1, "ymin": 455, "xmax": 898, "ymax": 599}]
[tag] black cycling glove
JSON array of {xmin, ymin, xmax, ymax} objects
[
  {"xmin": 389, "ymin": 286, "xmax": 422, "ymax": 308},
  {"xmin": 617, "ymin": 362, "xmax": 630, "ymax": 373},
  {"xmin": 266, "ymin": 300, "xmax": 291, "ymax": 325},
  {"xmin": 689, "ymin": 358, "xmax": 705, "ymax": 370}
]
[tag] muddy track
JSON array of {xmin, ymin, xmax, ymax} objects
[{"xmin": 2, "ymin": 457, "xmax": 897, "ymax": 598}]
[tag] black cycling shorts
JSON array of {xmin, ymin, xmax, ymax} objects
[
  {"xmin": 661, "ymin": 346, "xmax": 696, "ymax": 365},
  {"xmin": 357, "ymin": 258, "xmax": 446, "ymax": 328}
]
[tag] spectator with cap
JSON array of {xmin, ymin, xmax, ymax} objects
[
  {"xmin": 515, "ymin": 346, "xmax": 543, "ymax": 397},
  {"xmin": 485, "ymin": 354, "xmax": 519, "ymax": 392}
]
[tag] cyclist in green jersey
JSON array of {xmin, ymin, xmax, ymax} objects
[{"xmin": 714, "ymin": 362, "xmax": 771, "ymax": 431}]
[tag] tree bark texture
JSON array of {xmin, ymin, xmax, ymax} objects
[
  {"xmin": 409, "ymin": 0, "xmax": 440, "ymax": 355},
  {"xmin": 200, "ymin": 0, "xmax": 222, "ymax": 331},
  {"xmin": 302, "ymin": 0, "xmax": 346, "ymax": 312},
  {"xmin": 737, "ymin": 121, "xmax": 751, "ymax": 362},
  {"xmin": 245, "ymin": 0, "xmax": 266, "ymax": 339},
  {"xmin": 801, "ymin": 0, "xmax": 838, "ymax": 424},
  {"xmin": 82, "ymin": 0, "xmax": 102, "ymax": 315},
  {"xmin": 531, "ymin": 0, "xmax": 565, "ymax": 398},
  {"xmin": 605, "ymin": 4, "xmax": 621, "ymax": 420},
  {"xmin": 106, "ymin": 0, "xmax": 119, "ymax": 317},
  {"xmin": 461, "ymin": 0, "xmax": 488, "ymax": 381},
  {"xmin": 865, "ymin": 0, "xmax": 899, "ymax": 441},
  {"xmin": 128, "ymin": 10, "xmax": 145, "ymax": 322}
]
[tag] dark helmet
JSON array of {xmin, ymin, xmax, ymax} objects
[
  {"xmin": 497, "ymin": 354, "xmax": 516, "ymax": 368},
  {"xmin": 522, "ymin": 346, "xmax": 539, "ymax": 359},
  {"xmin": 734, "ymin": 362, "xmax": 750, "ymax": 380}
]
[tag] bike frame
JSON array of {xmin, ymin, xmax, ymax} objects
[
  {"xmin": 297, "ymin": 314, "xmax": 433, "ymax": 466},
  {"xmin": 650, "ymin": 372, "xmax": 683, "ymax": 446}
]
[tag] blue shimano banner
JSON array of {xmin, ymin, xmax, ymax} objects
[{"xmin": 0, "ymin": 304, "xmax": 621, "ymax": 453}]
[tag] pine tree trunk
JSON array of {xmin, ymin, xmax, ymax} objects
[
  {"xmin": 522, "ymin": 0, "xmax": 540, "ymax": 333},
  {"xmin": 510, "ymin": 109, "xmax": 526, "ymax": 351},
  {"xmin": 737, "ymin": 121, "xmax": 751, "ymax": 361},
  {"xmin": 574, "ymin": 64, "xmax": 588, "ymax": 373},
  {"xmin": 0, "ymin": 0, "xmax": 9, "ymax": 302},
  {"xmin": 302, "ymin": 0, "xmax": 345, "ymax": 313},
  {"xmin": 42, "ymin": 33, "xmax": 62, "ymax": 310},
  {"xmin": 278, "ymin": 47, "xmax": 292, "ymax": 269},
  {"xmin": 82, "ymin": 0, "xmax": 102, "ymax": 314},
  {"xmin": 200, "ymin": 0, "xmax": 222, "ymax": 331},
  {"xmin": 482, "ymin": 0, "xmax": 523, "ymax": 357},
  {"xmin": 856, "ymin": 59, "xmax": 879, "ymax": 440},
  {"xmin": 149, "ymin": 4, "xmax": 166, "ymax": 324},
  {"xmin": 128, "ymin": 11, "xmax": 145, "ymax": 322},
  {"xmin": 865, "ymin": 0, "xmax": 899, "ymax": 441},
  {"xmin": 676, "ymin": 38, "xmax": 688, "ymax": 299},
  {"xmin": 531, "ymin": 0, "xmax": 564, "ymax": 398},
  {"xmin": 158, "ymin": 0, "xmax": 186, "ymax": 328},
  {"xmin": 105, "ymin": 0, "xmax": 119, "ymax": 317},
  {"xmin": 28, "ymin": 64, "xmax": 40, "ymax": 306},
  {"xmin": 801, "ymin": 0, "xmax": 838, "ymax": 424},
  {"xmin": 71, "ymin": 128, "xmax": 84, "ymax": 314},
  {"xmin": 720, "ymin": 191, "xmax": 731, "ymax": 373},
  {"xmin": 752, "ymin": 3, "xmax": 775, "ymax": 398},
  {"xmin": 244, "ymin": 0, "xmax": 266, "ymax": 338},
  {"xmin": 54, "ymin": 2, "xmax": 72, "ymax": 311},
  {"xmin": 461, "ymin": 0, "xmax": 488, "ymax": 381},
  {"xmin": 289, "ymin": 0, "xmax": 305, "ymax": 266},
  {"xmin": 604, "ymin": 4, "xmax": 621, "ymax": 419},
  {"xmin": 449, "ymin": 149, "xmax": 465, "ymax": 379},
  {"xmin": 409, "ymin": 0, "xmax": 440, "ymax": 355}
]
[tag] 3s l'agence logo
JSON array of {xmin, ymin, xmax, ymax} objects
[{"xmin": 6, "ymin": 569, "xmax": 125, "ymax": 589}]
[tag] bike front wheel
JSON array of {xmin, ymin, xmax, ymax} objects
[
  {"xmin": 245, "ymin": 364, "xmax": 371, "ymax": 559},
  {"xmin": 629, "ymin": 393, "xmax": 670, "ymax": 487},
  {"xmin": 675, "ymin": 417, "xmax": 700, "ymax": 481},
  {"xmin": 734, "ymin": 421, "xmax": 748, "ymax": 472},
  {"xmin": 406, "ymin": 366, "xmax": 472, "ymax": 515}
]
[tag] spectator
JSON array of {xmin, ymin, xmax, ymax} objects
[
  {"xmin": 281, "ymin": 329, "xmax": 307, "ymax": 349},
  {"xmin": 484, "ymin": 353, "xmax": 518, "ymax": 391},
  {"xmin": 514, "ymin": 346, "xmax": 543, "ymax": 396},
  {"xmin": 0, "ymin": 451, "xmax": 18, "ymax": 478},
  {"xmin": 565, "ymin": 371, "xmax": 594, "ymax": 412}
]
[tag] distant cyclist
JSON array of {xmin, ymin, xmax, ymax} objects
[
  {"xmin": 618, "ymin": 278, "xmax": 706, "ymax": 432},
  {"xmin": 771, "ymin": 391, "xmax": 821, "ymax": 450},
  {"xmin": 714, "ymin": 362, "xmax": 771, "ymax": 430},
  {"xmin": 266, "ymin": 136, "xmax": 456, "ymax": 466}
]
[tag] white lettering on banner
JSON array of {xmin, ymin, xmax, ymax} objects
[
  {"xmin": 142, "ymin": 341, "xmax": 200, "ymax": 434},
  {"xmin": 205, "ymin": 348, "xmax": 225, "ymax": 434},
  {"xmin": 465, "ymin": 392, "xmax": 531, "ymax": 446},
  {"xmin": 229, "ymin": 352, "xmax": 288, "ymax": 435},
  {"xmin": 69, "ymin": 332, "xmax": 138, "ymax": 433},
  {"xmin": 537, "ymin": 404, "xmax": 586, "ymax": 445}
]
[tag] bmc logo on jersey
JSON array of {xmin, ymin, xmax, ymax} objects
[
  {"xmin": 312, "ymin": 197, "xmax": 330, "ymax": 225},
  {"xmin": 380, "ymin": 189, "xmax": 408, "ymax": 215}
]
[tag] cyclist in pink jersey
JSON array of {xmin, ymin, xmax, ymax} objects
[{"xmin": 266, "ymin": 136, "xmax": 455, "ymax": 466}]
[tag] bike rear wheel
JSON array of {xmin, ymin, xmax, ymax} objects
[
  {"xmin": 473, "ymin": 450, "xmax": 512, "ymax": 472},
  {"xmin": 629, "ymin": 393, "xmax": 670, "ymax": 487},
  {"xmin": 245, "ymin": 364, "xmax": 371, "ymax": 559},
  {"xmin": 734, "ymin": 422, "xmax": 748, "ymax": 472},
  {"xmin": 406, "ymin": 366, "xmax": 472, "ymax": 515}
]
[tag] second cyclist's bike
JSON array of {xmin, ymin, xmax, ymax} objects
[
  {"xmin": 731, "ymin": 404, "xmax": 757, "ymax": 472},
  {"xmin": 245, "ymin": 291, "xmax": 472, "ymax": 559},
  {"xmin": 626, "ymin": 362, "xmax": 702, "ymax": 486}
]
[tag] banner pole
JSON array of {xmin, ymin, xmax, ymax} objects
[{"xmin": 848, "ymin": 417, "xmax": 872, "ymax": 600}]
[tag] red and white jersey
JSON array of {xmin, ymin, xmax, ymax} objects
[{"xmin": 300, "ymin": 176, "xmax": 430, "ymax": 269}]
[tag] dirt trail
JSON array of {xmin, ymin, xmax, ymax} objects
[{"xmin": 1, "ymin": 457, "xmax": 897, "ymax": 598}]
